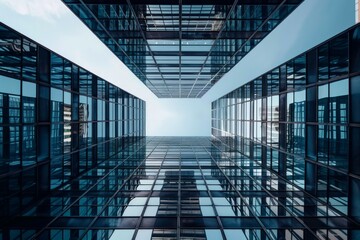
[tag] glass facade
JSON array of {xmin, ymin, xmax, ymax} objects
[
  {"xmin": 4, "ymin": 136, "xmax": 359, "ymax": 240},
  {"xmin": 62, "ymin": 0, "xmax": 303, "ymax": 98},
  {"xmin": 212, "ymin": 24, "xmax": 360, "ymax": 238},
  {"xmin": 0, "ymin": 22, "xmax": 146, "ymax": 225},
  {"xmin": 1, "ymin": 6, "xmax": 360, "ymax": 240}
]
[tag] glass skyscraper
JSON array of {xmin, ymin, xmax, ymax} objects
[
  {"xmin": 62, "ymin": 0, "xmax": 303, "ymax": 97},
  {"xmin": 212, "ymin": 23, "xmax": 360, "ymax": 239},
  {"xmin": 1, "ymin": 1, "xmax": 360, "ymax": 240},
  {"xmin": 0, "ymin": 22, "xmax": 145, "ymax": 235}
]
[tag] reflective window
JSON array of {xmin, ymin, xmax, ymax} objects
[
  {"xmin": 0, "ymin": 25, "xmax": 21, "ymax": 78},
  {"xmin": 79, "ymin": 68, "xmax": 92, "ymax": 96},
  {"xmin": 286, "ymin": 92, "xmax": 294, "ymax": 122},
  {"xmin": 0, "ymin": 23, "xmax": 146, "ymax": 235},
  {"xmin": 293, "ymin": 54, "xmax": 306, "ymax": 88},
  {"xmin": 211, "ymin": 25, "xmax": 357, "ymax": 237},
  {"xmin": 293, "ymin": 123, "xmax": 305, "ymax": 157},
  {"xmin": 329, "ymin": 33, "xmax": 348, "ymax": 78},
  {"xmin": 22, "ymin": 38, "xmax": 37, "ymax": 81},
  {"xmin": 22, "ymin": 125, "xmax": 36, "ymax": 166},
  {"xmin": 51, "ymin": 88, "xmax": 63, "ymax": 123},
  {"xmin": 294, "ymin": 90, "xmax": 305, "ymax": 122},
  {"xmin": 329, "ymin": 79, "xmax": 348, "ymax": 124},
  {"xmin": 51, "ymin": 53, "xmax": 63, "ymax": 88},
  {"xmin": 328, "ymin": 170, "xmax": 348, "ymax": 214},
  {"xmin": 318, "ymin": 124, "xmax": 328, "ymax": 165},
  {"xmin": 22, "ymin": 81, "xmax": 36, "ymax": 123},
  {"xmin": 318, "ymin": 84, "xmax": 328, "ymax": 123},
  {"xmin": 0, "ymin": 75, "xmax": 20, "ymax": 95},
  {"xmin": 328, "ymin": 125, "xmax": 348, "ymax": 171},
  {"xmin": 63, "ymin": 60, "xmax": 72, "ymax": 91},
  {"xmin": 318, "ymin": 44, "xmax": 329, "ymax": 80}
]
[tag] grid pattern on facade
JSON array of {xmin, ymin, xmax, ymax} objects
[
  {"xmin": 62, "ymin": 0, "xmax": 303, "ymax": 98},
  {"xmin": 212, "ymin": 23, "xmax": 360, "ymax": 236},
  {"xmin": 0, "ymin": 23, "xmax": 146, "ymax": 222},
  {"xmin": 1, "ymin": 137, "xmax": 359, "ymax": 240}
]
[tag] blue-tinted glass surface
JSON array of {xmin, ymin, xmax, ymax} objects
[
  {"xmin": 211, "ymin": 24, "xmax": 360, "ymax": 237},
  {"xmin": 63, "ymin": 1, "xmax": 302, "ymax": 98}
]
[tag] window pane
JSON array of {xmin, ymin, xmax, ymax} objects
[
  {"xmin": 329, "ymin": 79, "xmax": 348, "ymax": 124},
  {"xmin": 0, "ymin": 76, "xmax": 20, "ymax": 95},
  {"xmin": 293, "ymin": 123, "xmax": 305, "ymax": 157},
  {"xmin": 318, "ymin": 124, "xmax": 328, "ymax": 164},
  {"xmin": 22, "ymin": 38, "xmax": 37, "ymax": 81},
  {"xmin": 306, "ymin": 86, "xmax": 316, "ymax": 122},
  {"xmin": 51, "ymin": 88, "xmax": 63, "ymax": 123},
  {"xmin": 350, "ymin": 25, "xmax": 360, "ymax": 73},
  {"xmin": 294, "ymin": 90, "xmax": 305, "ymax": 122},
  {"xmin": 329, "ymin": 33, "xmax": 349, "ymax": 78},
  {"xmin": 350, "ymin": 127, "xmax": 360, "ymax": 175},
  {"xmin": 351, "ymin": 76, "xmax": 360, "ymax": 123},
  {"xmin": 306, "ymin": 125, "xmax": 316, "ymax": 160},
  {"xmin": 0, "ymin": 25, "xmax": 21, "ymax": 78},
  {"xmin": 51, "ymin": 53, "xmax": 63, "ymax": 88},
  {"xmin": 328, "ymin": 170, "xmax": 348, "ymax": 214},
  {"xmin": 22, "ymin": 82, "xmax": 36, "ymax": 124},
  {"xmin": 318, "ymin": 84, "xmax": 328, "ymax": 123},
  {"xmin": 293, "ymin": 54, "xmax": 306, "ymax": 88},
  {"xmin": 22, "ymin": 125, "xmax": 36, "ymax": 166},
  {"xmin": 318, "ymin": 44, "xmax": 329, "ymax": 80},
  {"xmin": 328, "ymin": 125, "xmax": 348, "ymax": 171}
]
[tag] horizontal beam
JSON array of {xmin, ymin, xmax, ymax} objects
[
  {"xmin": 95, "ymin": 30, "xmax": 268, "ymax": 39},
  {"xmin": 144, "ymin": 64, "xmax": 224, "ymax": 67},
  {"xmin": 151, "ymin": 51, "xmax": 242, "ymax": 56},
  {"xmin": 146, "ymin": 72, "xmax": 207, "ymax": 74},
  {"xmin": 6, "ymin": 215, "xmax": 356, "ymax": 229}
]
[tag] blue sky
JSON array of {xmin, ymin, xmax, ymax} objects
[{"xmin": 0, "ymin": 0, "xmax": 355, "ymax": 136}]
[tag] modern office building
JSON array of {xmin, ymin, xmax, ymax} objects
[
  {"xmin": 62, "ymin": 0, "xmax": 303, "ymax": 98},
  {"xmin": 0, "ymin": 22, "xmax": 146, "ymax": 237},
  {"xmin": 1, "ymin": 0, "xmax": 360, "ymax": 240},
  {"xmin": 212, "ymin": 24, "xmax": 360, "ymax": 238}
]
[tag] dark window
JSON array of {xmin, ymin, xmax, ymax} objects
[
  {"xmin": 350, "ymin": 127, "xmax": 360, "ymax": 175},
  {"xmin": 350, "ymin": 177, "xmax": 360, "ymax": 222},
  {"xmin": 329, "ymin": 33, "xmax": 349, "ymax": 78},
  {"xmin": 38, "ymin": 47, "xmax": 50, "ymax": 83},
  {"xmin": 328, "ymin": 170, "xmax": 348, "ymax": 214},
  {"xmin": 306, "ymin": 125, "xmax": 316, "ymax": 160},
  {"xmin": 307, "ymin": 49, "xmax": 317, "ymax": 84},
  {"xmin": 350, "ymin": 25, "xmax": 360, "ymax": 73},
  {"xmin": 351, "ymin": 76, "xmax": 360, "ymax": 123},
  {"xmin": 306, "ymin": 86, "xmax": 316, "ymax": 122},
  {"xmin": 318, "ymin": 44, "xmax": 329, "ymax": 81}
]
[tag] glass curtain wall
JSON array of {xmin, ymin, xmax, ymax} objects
[
  {"xmin": 0, "ymin": 23, "xmax": 146, "ymax": 220},
  {"xmin": 212, "ymin": 23, "xmax": 360, "ymax": 233},
  {"xmin": 62, "ymin": 0, "xmax": 303, "ymax": 98}
]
